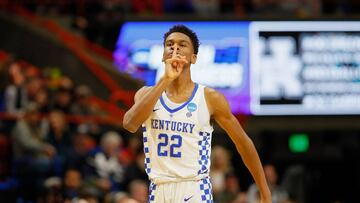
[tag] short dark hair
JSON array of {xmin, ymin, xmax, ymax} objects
[{"xmin": 163, "ymin": 25, "xmax": 200, "ymax": 54}]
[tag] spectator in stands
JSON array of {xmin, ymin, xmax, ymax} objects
[
  {"xmin": 45, "ymin": 110, "xmax": 72, "ymax": 176},
  {"xmin": 48, "ymin": 76, "xmax": 74, "ymax": 114},
  {"xmin": 71, "ymin": 84, "xmax": 93, "ymax": 115},
  {"xmin": 127, "ymin": 135, "xmax": 143, "ymax": 163},
  {"xmin": 117, "ymin": 139, "xmax": 134, "ymax": 167},
  {"xmin": 72, "ymin": 0, "xmax": 127, "ymax": 50},
  {"xmin": 26, "ymin": 76, "xmax": 43, "ymax": 102},
  {"xmin": 276, "ymin": 0, "xmax": 322, "ymax": 17},
  {"xmin": 216, "ymin": 172, "xmax": 244, "ymax": 203},
  {"xmin": 192, "ymin": 0, "xmax": 220, "ymax": 17},
  {"xmin": 119, "ymin": 135, "xmax": 142, "ymax": 166},
  {"xmin": 35, "ymin": 88, "xmax": 50, "ymax": 113},
  {"xmin": 247, "ymin": 164, "xmax": 288, "ymax": 203},
  {"xmin": 249, "ymin": 0, "xmax": 283, "ymax": 17},
  {"xmin": 123, "ymin": 150, "xmax": 149, "ymax": 189},
  {"xmin": 59, "ymin": 76, "xmax": 75, "ymax": 91},
  {"xmin": 11, "ymin": 103, "xmax": 55, "ymax": 160},
  {"xmin": 62, "ymin": 168, "xmax": 83, "ymax": 202},
  {"xmin": 24, "ymin": 64, "xmax": 42, "ymax": 78},
  {"xmin": 108, "ymin": 191, "xmax": 139, "ymax": 203},
  {"xmin": 233, "ymin": 192, "xmax": 248, "ymax": 203},
  {"xmin": 87, "ymin": 121, "xmax": 103, "ymax": 144},
  {"xmin": 4, "ymin": 62, "xmax": 27, "ymax": 114},
  {"xmin": 66, "ymin": 126, "xmax": 96, "ymax": 173},
  {"xmin": 211, "ymin": 145, "xmax": 233, "ymax": 200},
  {"xmin": 11, "ymin": 102, "xmax": 56, "ymax": 201},
  {"xmin": 84, "ymin": 131, "xmax": 125, "ymax": 196},
  {"xmin": 128, "ymin": 179, "xmax": 148, "ymax": 203},
  {"xmin": 0, "ymin": 57, "xmax": 15, "ymax": 111},
  {"xmin": 42, "ymin": 176, "xmax": 63, "ymax": 203},
  {"xmin": 52, "ymin": 87, "xmax": 73, "ymax": 114},
  {"xmin": 77, "ymin": 185, "xmax": 101, "ymax": 203}
]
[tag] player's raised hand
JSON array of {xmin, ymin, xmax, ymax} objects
[{"xmin": 164, "ymin": 45, "xmax": 188, "ymax": 81}]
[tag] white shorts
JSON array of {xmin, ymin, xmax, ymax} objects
[{"xmin": 148, "ymin": 177, "xmax": 213, "ymax": 203}]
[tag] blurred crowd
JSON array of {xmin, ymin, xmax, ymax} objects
[
  {"xmin": 0, "ymin": 54, "xmax": 149, "ymax": 203},
  {"xmin": 12, "ymin": 0, "xmax": 354, "ymax": 18},
  {"xmin": 210, "ymin": 146, "xmax": 294, "ymax": 203},
  {"xmin": 0, "ymin": 52, "xmax": 301, "ymax": 203},
  {"xmin": 4, "ymin": 0, "xmax": 358, "ymax": 50}
]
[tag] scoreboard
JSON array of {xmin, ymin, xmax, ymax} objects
[{"xmin": 114, "ymin": 21, "xmax": 360, "ymax": 116}]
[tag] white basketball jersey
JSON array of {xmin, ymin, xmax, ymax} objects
[{"xmin": 142, "ymin": 83, "xmax": 213, "ymax": 184}]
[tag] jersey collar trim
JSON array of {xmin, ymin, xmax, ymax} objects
[{"xmin": 160, "ymin": 83, "xmax": 199, "ymax": 114}]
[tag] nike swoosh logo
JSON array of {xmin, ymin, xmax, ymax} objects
[
  {"xmin": 184, "ymin": 195, "xmax": 193, "ymax": 202},
  {"xmin": 153, "ymin": 108, "xmax": 159, "ymax": 112}
]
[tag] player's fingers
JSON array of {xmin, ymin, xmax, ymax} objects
[
  {"xmin": 166, "ymin": 58, "xmax": 176, "ymax": 64},
  {"xmin": 166, "ymin": 58, "xmax": 187, "ymax": 67},
  {"xmin": 177, "ymin": 55, "xmax": 187, "ymax": 62},
  {"xmin": 177, "ymin": 58, "xmax": 188, "ymax": 64},
  {"xmin": 165, "ymin": 58, "xmax": 176, "ymax": 67}
]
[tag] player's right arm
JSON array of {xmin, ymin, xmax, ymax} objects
[
  {"xmin": 122, "ymin": 78, "xmax": 172, "ymax": 133},
  {"xmin": 123, "ymin": 45, "xmax": 187, "ymax": 133}
]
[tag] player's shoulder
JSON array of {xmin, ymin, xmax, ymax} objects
[
  {"xmin": 137, "ymin": 86, "xmax": 152, "ymax": 93},
  {"xmin": 204, "ymin": 87, "xmax": 228, "ymax": 115},
  {"xmin": 204, "ymin": 86, "xmax": 225, "ymax": 101}
]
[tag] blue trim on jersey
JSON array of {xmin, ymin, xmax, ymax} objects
[
  {"xmin": 198, "ymin": 131, "xmax": 211, "ymax": 175},
  {"xmin": 148, "ymin": 182, "xmax": 156, "ymax": 202},
  {"xmin": 200, "ymin": 177, "xmax": 213, "ymax": 202},
  {"xmin": 143, "ymin": 126, "xmax": 152, "ymax": 174},
  {"xmin": 160, "ymin": 83, "xmax": 199, "ymax": 114}
]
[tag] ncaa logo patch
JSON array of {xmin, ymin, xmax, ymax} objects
[{"xmin": 187, "ymin": 103, "xmax": 197, "ymax": 112}]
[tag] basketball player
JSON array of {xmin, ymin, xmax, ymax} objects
[{"xmin": 123, "ymin": 25, "xmax": 271, "ymax": 203}]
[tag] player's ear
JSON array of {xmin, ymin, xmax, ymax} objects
[{"xmin": 190, "ymin": 54, "xmax": 197, "ymax": 64}]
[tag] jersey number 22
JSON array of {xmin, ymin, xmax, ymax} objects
[{"xmin": 157, "ymin": 133, "xmax": 182, "ymax": 158}]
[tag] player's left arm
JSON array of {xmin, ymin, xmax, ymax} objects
[{"xmin": 205, "ymin": 87, "xmax": 271, "ymax": 203}]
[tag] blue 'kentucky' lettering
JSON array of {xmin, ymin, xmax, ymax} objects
[{"xmin": 151, "ymin": 119, "xmax": 195, "ymax": 133}]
